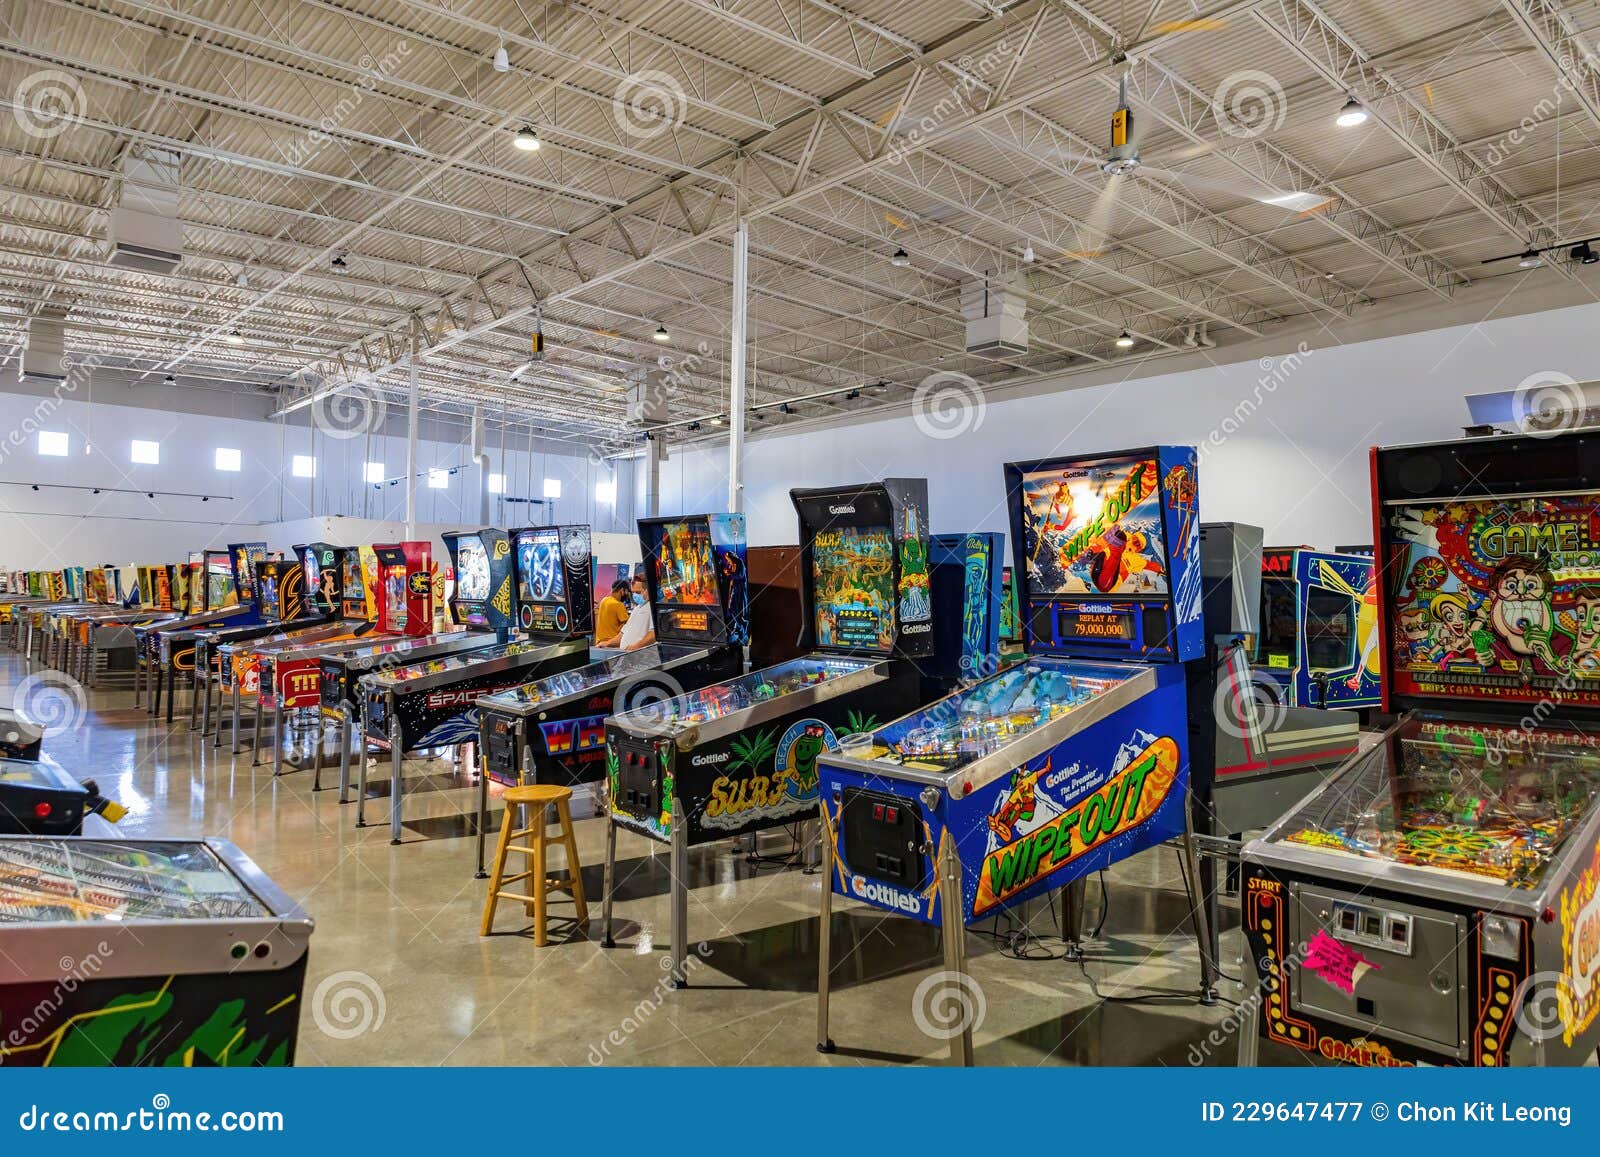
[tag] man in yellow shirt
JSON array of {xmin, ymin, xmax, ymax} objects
[{"xmin": 595, "ymin": 579, "xmax": 632, "ymax": 647}]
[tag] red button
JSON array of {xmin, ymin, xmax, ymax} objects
[
  {"xmin": 886, "ymin": 807, "xmax": 898, "ymax": 824},
  {"xmin": 33, "ymin": 801, "xmax": 51, "ymax": 818},
  {"xmin": 872, "ymin": 803, "xmax": 883, "ymax": 820}
]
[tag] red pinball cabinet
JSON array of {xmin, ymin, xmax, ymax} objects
[{"xmin": 1240, "ymin": 427, "xmax": 1600, "ymax": 1067}]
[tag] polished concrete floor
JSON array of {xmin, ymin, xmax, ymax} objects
[{"xmin": 8, "ymin": 653, "xmax": 1262, "ymax": 1067}]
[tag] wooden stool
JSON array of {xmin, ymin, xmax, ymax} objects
[{"xmin": 480, "ymin": 785, "xmax": 588, "ymax": 945}]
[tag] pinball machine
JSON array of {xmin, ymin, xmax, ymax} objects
[
  {"xmin": 193, "ymin": 552, "xmax": 333, "ymax": 742},
  {"xmin": 1240, "ymin": 427, "xmax": 1600, "ymax": 1068},
  {"xmin": 812, "ymin": 448, "xmax": 1218, "ymax": 1064},
  {"xmin": 321, "ymin": 543, "xmax": 495, "ymax": 797},
  {"xmin": 0, "ymin": 837, "xmax": 313, "ymax": 1066},
  {"xmin": 601, "ymin": 479, "xmax": 939, "ymax": 985},
  {"xmin": 474, "ymin": 514, "xmax": 749, "ymax": 874},
  {"xmin": 355, "ymin": 527, "xmax": 593, "ymax": 843},
  {"xmin": 140, "ymin": 544, "xmax": 261, "ymax": 722},
  {"xmin": 232, "ymin": 543, "xmax": 383, "ymax": 768}
]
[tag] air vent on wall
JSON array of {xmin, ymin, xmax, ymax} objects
[
  {"xmin": 19, "ymin": 311, "xmax": 67, "ymax": 385},
  {"xmin": 108, "ymin": 148, "xmax": 182, "ymax": 274},
  {"xmin": 960, "ymin": 281, "xmax": 1028, "ymax": 358}
]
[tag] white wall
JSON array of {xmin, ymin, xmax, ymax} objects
[
  {"xmin": 0, "ymin": 392, "xmax": 635, "ymax": 567},
  {"xmin": 648, "ymin": 300, "xmax": 1600, "ymax": 550}
]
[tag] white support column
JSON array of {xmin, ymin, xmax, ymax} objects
[
  {"xmin": 471, "ymin": 405, "xmax": 489, "ymax": 525},
  {"xmin": 404, "ymin": 316, "xmax": 420, "ymax": 538},
  {"xmin": 727, "ymin": 217, "xmax": 749, "ymax": 514},
  {"xmin": 646, "ymin": 436, "xmax": 662, "ymax": 518}
]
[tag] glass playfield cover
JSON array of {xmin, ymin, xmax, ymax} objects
[
  {"xmin": 613, "ymin": 655, "xmax": 875, "ymax": 735},
  {"xmin": 490, "ymin": 645, "xmax": 680, "ymax": 707},
  {"xmin": 0, "ymin": 839, "xmax": 267, "ymax": 923},
  {"xmin": 1268, "ymin": 716, "xmax": 1600, "ymax": 888},
  {"xmin": 848, "ymin": 658, "xmax": 1135, "ymax": 773},
  {"xmin": 368, "ymin": 639, "xmax": 543, "ymax": 685}
]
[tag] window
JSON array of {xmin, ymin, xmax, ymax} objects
[
  {"xmin": 37, "ymin": 431, "xmax": 68, "ymax": 457},
  {"xmin": 291, "ymin": 454, "xmax": 316, "ymax": 478},
  {"xmin": 428, "ymin": 468, "xmax": 448, "ymax": 489},
  {"xmin": 214, "ymin": 447, "xmax": 241, "ymax": 472},
  {"xmin": 130, "ymin": 439, "xmax": 160, "ymax": 465},
  {"xmin": 595, "ymin": 479, "xmax": 617, "ymax": 504},
  {"xmin": 488, "ymin": 473, "xmax": 506, "ymax": 494},
  {"xmin": 363, "ymin": 461, "xmax": 385, "ymax": 484},
  {"xmin": 543, "ymin": 477, "xmax": 562, "ymax": 499}
]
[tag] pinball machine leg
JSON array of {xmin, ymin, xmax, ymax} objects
[
  {"xmin": 193, "ymin": 666, "xmax": 205, "ymax": 732},
  {"xmin": 1180, "ymin": 807, "xmax": 1220, "ymax": 1006},
  {"xmin": 667, "ymin": 796, "xmax": 689, "ymax": 988},
  {"xmin": 1060, "ymin": 877, "xmax": 1087, "ymax": 961},
  {"xmin": 474, "ymin": 748, "xmax": 495, "ymax": 880},
  {"xmin": 815, "ymin": 800, "xmax": 836, "ymax": 1054},
  {"xmin": 251, "ymin": 692, "xmax": 266, "ymax": 762},
  {"xmin": 147, "ymin": 661, "xmax": 157, "ymax": 715},
  {"xmin": 937, "ymin": 837, "xmax": 974, "ymax": 1067},
  {"xmin": 389, "ymin": 718, "xmax": 405, "ymax": 845},
  {"xmin": 133, "ymin": 647, "xmax": 143, "ymax": 707},
  {"xmin": 338, "ymin": 708, "xmax": 354, "ymax": 803},
  {"xmin": 273, "ymin": 700, "xmax": 289, "ymax": 776},
  {"xmin": 230, "ymin": 683, "xmax": 243, "ymax": 754},
  {"xmin": 174, "ymin": 663, "xmax": 186, "ymax": 728},
  {"xmin": 311, "ymin": 713, "xmax": 326, "ymax": 790},
  {"xmin": 356, "ymin": 737, "xmax": 371, "ymax": 827},
  {"xmin": 600, "ymin": 815, "xmax": 617, "ymax": 948},
  {"xmin": 1236, "ymin": 961, "xmax": 1262, "ymax": 1068}
]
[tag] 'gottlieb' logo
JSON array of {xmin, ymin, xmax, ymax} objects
[
  {"xmin": 691, "ymin": 751, "xmax": 729, "ymax": 766},
  {"xmin": 827, "ymin": 504, "xmax": 856, "ymax": 515},
  {"xmin": 850, "ymin": 875, "xmax": 921, "ymax": 915},
  {"xmin": 1079, "ymin": 603, "xmax": 1115, "ymax": 614},
  {"xmin": 903, "ymin": 622, "xmax": 931, "ymax": 634}
]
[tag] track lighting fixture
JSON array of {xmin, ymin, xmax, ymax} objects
[
  {"xmin": 1115, "ymin": 330, "xmax": 1135, "ymax": 349},
  {"xmin": 889, "ymin": 247, "xmax": 910, "ymax": 267},
  {"xmin": 652, "ymin": 323, "xmax": 670, "ymax": 342},
  {"xmin": 845, "ymin": 389, "xmax": 861, "ymax": 400},
  {"xmin": 514, "ymin": 126, "xmax": 540, "ymax": 151},
  {"xmin": 226, "ymin": 329, "xmax": 244, "ymax": 345},
  {"xmin": 1518, "ymin": 249, "xmax": 1544, "ymax": 269},
  {"xmin": 331, "ymin": 252, "xmax": 348, "ymax": 269},
  {"xmin": 1335, "ymin": 94, "xmax": 1368, "ymax": 127},
  {"xmin": 687, "ymin": 421, "xmax": 701, "ymax": 432},
  {"xmin": 1572, "ymin": 242, "xmax": 1599, "ymax": 265},
  {"xmin": 163, "ymin": 374, "xmax": 175, "ymax": 385},
  {"xmin": 709, "ymin": 415, "xmax": 724, "ymax": 426},
  {"xmin": 779, "ymin": 403, "xmax": 793, "ymax": 415}
]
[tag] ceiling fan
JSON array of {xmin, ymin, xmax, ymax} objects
[{"xmin": 1015, "ymin": 73, "xmax": 1334, "ymax": 257}]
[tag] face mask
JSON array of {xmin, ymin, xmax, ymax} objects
[{"xmin": 632, "ymin": 593, "xmax": 647, "ymax": 607}]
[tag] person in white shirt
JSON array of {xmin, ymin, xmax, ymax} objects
[{"xmin": 619, "ymin": 575, "xmax": 655, "ymax": 651}]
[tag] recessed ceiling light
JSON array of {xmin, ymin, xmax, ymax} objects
[
  {"xmin": 226, "ymin": 329, "xmax": 244, "ymax": 345},
  {"xmin": 652, "ymin": 323, "xmax": 670, "ymax": 342},
  {"xmin": 1335, "ymin": 94, "xmax": 1368, "ymax": 128},
  {"xmin": 514, "ymin": 126, "xmax": 540, "ymax": 151},
  {"xmin": 890, "ymin": 247, "xmax": 910, "ymax": 267},
  {"xmin": 1115, "ymin": 330, "xmax": 1135, "ymax": 348}
]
